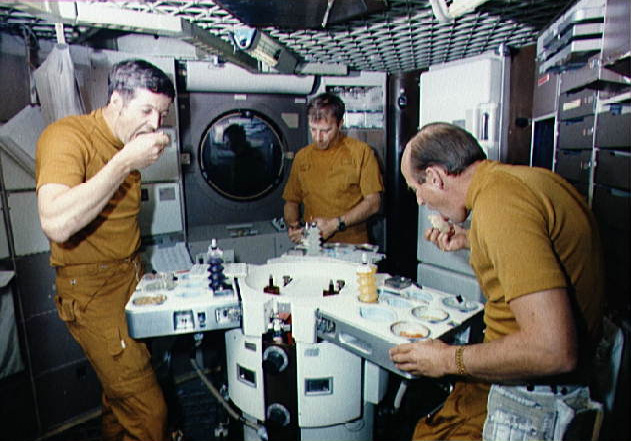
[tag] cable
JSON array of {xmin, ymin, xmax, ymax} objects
[
  {"xmin": 393, "ymin": 379, "xmax": 409, "ymax": 411},
  {"xmin": 321, "ymin": 0, "xmax": 335, "ymax": 28},
  {"xmin": 189, "ymin": 358, "xmax": 268, "ymax": 440}
]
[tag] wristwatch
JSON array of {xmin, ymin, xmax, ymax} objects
[
  {"xmin": 337, "ymin": 217, "xmax": 347, "ymax": 232},
  {"xmin": 287, "ymin": 221, "xmax": 301, "ymax": 230}
]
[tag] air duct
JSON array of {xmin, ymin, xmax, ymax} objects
[
  {"xmin": 9, "ymin": 1, "xmax": 260, "ymax": 72},
  {"xmin": 185, "ymin": 60, "xmax": 316, "ymax": 95}
]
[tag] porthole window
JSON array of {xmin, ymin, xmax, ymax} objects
[{"xmin": 199, "ymin": 110, "xmax": 285, "ymax": 201}]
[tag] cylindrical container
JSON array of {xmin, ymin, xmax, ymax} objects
[{"xmin": 357, "ymin": 254, "xmax": 378, "ymax": 303}]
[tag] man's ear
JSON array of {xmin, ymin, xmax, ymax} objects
[
  {"xmin": 426, "ymin": 166, "xmax": 445, "ymax": 189},
  {"xmin": 108, "ymin": 91, "xmax": 124, "ymax": 110}
]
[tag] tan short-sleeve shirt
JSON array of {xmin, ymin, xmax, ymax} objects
[
  {"xmin": 283, "ymin": 135, "xmax": 383, "ymax": 244},
  {"xmin": 35, "ymin": 109, "xmax": 141, "ymax": 266},
  {"xmin": 467, "ymin": 161, "xmax": 603, "ymax": 362}
]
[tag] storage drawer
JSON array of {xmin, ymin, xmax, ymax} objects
[
  {"xmin": 560, "ymin": 58, "xmax": 600, "ymax": 94},
  {"xmin": 596, "ymin": 110, "xmax": 631, "ymax": 149},
  {"xmin": 558, "ymin": 115, "xmax": 594, "ymax": 149},
  {"xmin": 555, "ymin": 149, "xmax": 592, "ymax": 184},
  {"xmin": 592, "ymin": 184, "xmax": 631, "ymax": 230},
  {"xmin": 595, "ymin": 150, "xmax": 631, "ymax": 190},
  {"xmin": 560, "ymin": 56, "xmax": 631, "ymax": 94},
  {"xmin": 559, "ymin": 89, "xmax": 597, "ymax": 120},
  {"xmin": 533, "ymin": 70, "xmax": 559, "ymax": 117}
]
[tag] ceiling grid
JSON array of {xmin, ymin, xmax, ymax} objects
[{"xmin": 0, "ymin": 0, "xmax": 574, "ymax": 73}]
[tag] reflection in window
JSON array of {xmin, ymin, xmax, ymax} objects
[{"xmin": 199, "ymin": 110, "xmax": 284, "ymax": 200}]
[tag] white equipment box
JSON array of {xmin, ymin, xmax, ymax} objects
[{"xmin": 126, "ymin": 256, "xmax": 483, "ymax": 379}]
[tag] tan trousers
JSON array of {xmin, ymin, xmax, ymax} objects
[
  {"xmin": 54, "ymin": 257, "xmax": 167, "ymax": 441},
  {"xmin": 413, "ymin": 381, "xmax": 490, "ymax": 441}
]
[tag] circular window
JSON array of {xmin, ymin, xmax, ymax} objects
[{"xmin": 199, "ymin": 110, "xmax": 285, "ymax": 201}]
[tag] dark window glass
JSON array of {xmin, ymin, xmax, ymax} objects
[{"xmin": 199, "ymin": 110, "xmax": 284, "ymax": 200}]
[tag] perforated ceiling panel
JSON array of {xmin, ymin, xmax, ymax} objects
[{"xmin": 0, "ymin": 0, "xmax": 575, "ymax": 73}]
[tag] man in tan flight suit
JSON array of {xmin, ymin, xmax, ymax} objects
[
  {"xmin": 36, "ymin": 59, "xmax": 175, "ymax": 441},
  {"xmin": 283, "ymin": 92, "xmax": 383, "ymax": 244}
]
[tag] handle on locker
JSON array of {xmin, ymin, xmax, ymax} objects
[
  {"xmin": 480, "ymin": 112, "xmax": 489, "ymax": 140},
  {"xmin": 476, "ymin": 103, "xmax": 498, "ymax": 144},
  {"xmin": 339, "ymin": 332, "xmax": 373, "ymax": 355}
]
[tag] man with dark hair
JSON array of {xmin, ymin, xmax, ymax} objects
[
  {"xmin": 107, "ymin": 58, "xmax": 175, "ymax": 102},
  {"xmin": 283, "ymin": 92, "xmax": 384, "ymax": 244},
  {"xmin": 390, "ymin": 122, "xmax": 604, "ymax": 440},
  {"xmin": 36, "ymin": 59, "xmax": 175, "ymax": 441}
]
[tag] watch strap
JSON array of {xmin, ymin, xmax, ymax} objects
[{"xmin": 337, "ymin": 217, "xmax": 347, "ymax": 231}]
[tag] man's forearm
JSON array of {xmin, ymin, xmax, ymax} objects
[
  {"xmin": 389, "ymin": 289, "xmax": 578, "ymax": 380},
  {"xmin": 339, "ymin": 193, "xmax": 381, "ymax": 226},
  {"xmin": 283, "ymin": 200, "xmax": 305, "ymax": 243},
  {"xmin": 283, "ymin": 201, "xmax": 301, "ymax": 227}
]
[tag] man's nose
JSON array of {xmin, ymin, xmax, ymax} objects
[{"xmin": 147, "ymin": 111, "xmax": 161, "ymax": 131}]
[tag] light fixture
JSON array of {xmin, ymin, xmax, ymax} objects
[
  {"xmin": 429, "ymin": 0, "xmax": 490, "ymax": 23},
  {"xmin": 233, "ymin": 26, "xmax": 298, "ymax": 74}
]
